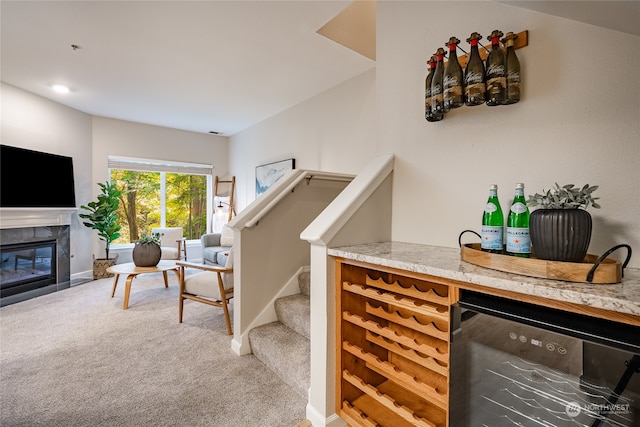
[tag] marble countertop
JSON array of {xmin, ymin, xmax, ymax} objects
[{"xmin": 328, "ymin": 241, "xmax": 640, "ymax": 317}]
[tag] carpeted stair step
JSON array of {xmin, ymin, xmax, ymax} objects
[
  {"xmin": 249, "ymin": 321, "xmax": 310, "ymax": 399},
  {"xmin": 275, "ymin": 293, "xmax": 310, "ymax": 339},
  {"xmin": 298, "ymin": 270, "xmax": 310, "ymax": 296}
]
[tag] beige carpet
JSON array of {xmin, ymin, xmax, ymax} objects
[{"xmin": 0, "ymin": 271, "xmax": 307, "ymax": 426}]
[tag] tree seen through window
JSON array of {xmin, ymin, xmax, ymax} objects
[{"xmin": 110, "ymin": 169, "xmax": 207, "ymax": 244}]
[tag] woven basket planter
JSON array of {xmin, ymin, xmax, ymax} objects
[{"xmin": 93, "ymin": 254, "xmax": 119, "ymax": 280}]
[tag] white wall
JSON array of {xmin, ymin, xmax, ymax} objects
[
  {"xmin": 231, "ymin": 2, "xmax": 640, "ymax": 269},
  {"xmin": 229, "ymin": 68, "xmax": 377, "ymax": 211},
  {"xmin": 92, "ymin": 116, "xmax": 229, "ymax": 184},
  {"xmin": 378, "ymin": 1, "xmax": 640, "ymax": 267},
  {"xmin": 90, "ymin": 116, "xmax": 229, "ymax": 259},
  {"xmin": 1, "ymin": 83, "xmax": 231, "ymax": 276},
  {"xmin": 1, "ymin": 82, "xmax": 94, "ymax": 277}
]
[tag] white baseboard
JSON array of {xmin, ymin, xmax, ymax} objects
[{"xmin": 306, "ymin": 403, "xmax": 345, "ymax": 427}]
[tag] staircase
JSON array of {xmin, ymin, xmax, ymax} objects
[{"xmin": 248, "ymin": 270, "xmax": 311, "ymax": 399}]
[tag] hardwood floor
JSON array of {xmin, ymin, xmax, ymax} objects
[{"xmin": 292, "ymin": 420, "xmax": 312, "ymax": 427}]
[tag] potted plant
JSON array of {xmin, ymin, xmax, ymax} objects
[
  {"xmin": 527, "ymin": 183, "xmax": 600, "ymax": 262},
  {"xmin": 132, "ymin": 232, "xmax": 163, "ymax": 267},
  {"xmin": 79, "ymin": 181, "xmax": 122, "ymax": 279}
]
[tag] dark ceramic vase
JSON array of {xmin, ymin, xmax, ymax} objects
[
  {"xmin": 132, "ymin": 242, "xmax": 162, "ymax": 267},
  {"xmin": 529, "ymin": 209, "xmax": 592, "ymax": 262}
]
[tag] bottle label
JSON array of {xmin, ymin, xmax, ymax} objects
[
  {"xmin": 507, "ymin": 84, "xmax": 520, "ymax": 100},
  {"xmin": 486, "ymin": 77, "xmax": 506, "ymax": 97},
  {"xmin": 486, "ymin": 64, "xmax": 505, "ymax": 77},
  {"xmin": 444, "ymin": 86, "xmax": 463, "ymax": 99},
  {"xmin": 484, "ymin": 202, "xmax": 497, "ymax": 213},
  {"xmin": 431, "ymin": 93, "xmax": 443, "ymax": 110},
  {"xmin": 510, "ymin": 202, "xmax": 527, "ymax": 214},
  {"xmin": 507, "ymin": 71, "xmax": 520, "ymax": 83},
  {"xmin": 464, "ymin": 71, "xmax": 484, "ymax": 85},
  {"xmin": 506, "ymin": 227, "xmax": 531, "ymax": 253},
  {"xmin": 465, "ymin": 82, "xmax": 485, "ymax": 99},
  {"xmin": 481, "ymin": 226, "xmax": 503, "ymax": 250},
  {"xmin": 443, "ymin": 75, "xmax": 460, "ymax": 89}
]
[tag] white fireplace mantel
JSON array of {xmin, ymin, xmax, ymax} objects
[{"xmin": 0, "ymin": 208, "xmax": 77, "ymax": 229}]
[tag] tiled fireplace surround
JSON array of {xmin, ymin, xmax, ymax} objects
[{"xmin": 0, "ymin": 208, "xmax": 73, "ymax": 306}]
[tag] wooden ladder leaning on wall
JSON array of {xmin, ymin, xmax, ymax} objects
[{"xmin": 213, "ymin": 176, "xmax": 236, "ymax": 227}]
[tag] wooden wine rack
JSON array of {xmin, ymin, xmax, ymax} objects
[
  {"xmin": 336, "ymin": 260, "xmax": 459, "ymax": 427},
  {"xmin": 443, "ymin": 30, "xmax": 529, "ymax": 69}
]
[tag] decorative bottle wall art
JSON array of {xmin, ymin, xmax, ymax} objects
[{"xmin": 424, "ymin": 29, "xmax": 528, "ymax": 122}]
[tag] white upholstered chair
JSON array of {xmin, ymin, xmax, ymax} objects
[
  {"xmin": 151, "ymin": 227, "xmax": 187, "ymax": 260},
  {"xmin": 176, "ymin": 250, "xmax": 233, "ymax": 335}
]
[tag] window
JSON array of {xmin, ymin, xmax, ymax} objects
[{"xmin": 108, "ymin": 156, "xmax": 212, "ymax": 244}]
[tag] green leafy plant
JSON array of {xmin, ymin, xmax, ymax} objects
[
  {"xmin": 79, "ymin": 181, "xmax": 122, "ymax": 259},
  {"xmin": 527, "ymin": 183, "xmax": 600, "ymax": 210},
  {"xmin": 137, "ymin": 232, "xmax": 162, "ymax": 245}
]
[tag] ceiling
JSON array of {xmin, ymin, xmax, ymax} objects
[
  {"xmin": 2, "ymin": 1, "xmax": 637, "ymax": 137},
  {"xmin": 1, "ymin": 0, "xmax": 375, "ymax": 136}
]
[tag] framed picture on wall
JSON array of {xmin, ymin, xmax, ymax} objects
[{"xmin": 255, "ymin": 158, "xmax": 295, "ymax": 197}]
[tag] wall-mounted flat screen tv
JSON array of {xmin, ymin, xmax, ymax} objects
[{"xmin": 0, "ymin": 145, "xmax": 76, "ymax": 208}]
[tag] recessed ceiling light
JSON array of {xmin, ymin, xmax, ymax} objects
[{"xmin": 52, "ymin": 84, "xmax": 70, "ymax": 94}]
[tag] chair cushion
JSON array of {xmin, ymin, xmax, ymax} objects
[
  {"xmin": 222, "ymin": 249, "xmax": 233, "ymax": 288},
  {"xmin": 220, "ymin": 226, "xmax": 234, "ymax": 246},
  {"xmin": 201, "ymin": 233, "xmax": 221, "ymax": 248},
  {"xmin": 202, "ymin": 246, "xmax": 228, "ymax": 265},
  {"xmin": 152, "ymin": 227, "xmax": 183, "ymax": 247},
  {"xmin": 184, "ymin": 272, "xmax": 223, "ymax": 300},
  {"xmin": 216, "ymin": 251, "xmax": 229, "ymax": 267},
  {"xmin": 160, "ymin": 247, "xmax": 179, "ymax": 260},
  {"xmin": 184, "ymin": 250, "xmax": 233, "ymax": 299}
]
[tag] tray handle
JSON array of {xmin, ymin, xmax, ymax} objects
[
  {"xmin": 458, "ymin": 229, "xmax": 481, "ymax": 248},
  {"xmin": 586, "ymin": 244, "xmax": 632, "ymax": 283}
]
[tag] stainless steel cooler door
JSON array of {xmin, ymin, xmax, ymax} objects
[{"xmin": 450, "ymin": 298, "xmax": 640, "ymax": 427}]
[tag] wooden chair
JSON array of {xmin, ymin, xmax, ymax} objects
[
  {"xmin": 176, "ymin": 250, "xmax": 233, "ymax": 335},
  {"xmin": 151, "ymin": 227, "xmax": 187, "ymax": 260}
]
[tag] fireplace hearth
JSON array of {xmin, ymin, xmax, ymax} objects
[{"xmin": 0, "ymin": 225, "xmax": 70, "ymax": 306}]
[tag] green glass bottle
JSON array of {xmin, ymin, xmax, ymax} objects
[
  {"xmin": 502, "ymin": 32, "xmax": 521, "ymax": 104},
  {"xmin": 481, "ymin": 184, "xmax": 504, "ymax": 253},
  {"xmin": 425, "ymin": 55, "xmax": 438, "ymax": 122},
  {"xmin": 485, "ymin": 30, "xmax": 506, "ymax": 106},
  {"xmin": 430, "ymin": 47, "xmax": 446, "ymax": 121},
  {"xmin": 506, "ymin": 183, "xmax": 531, "ymax": 257},
  {"xmin": 443, "ymin": 37, "xmax": 464, "ymax": 112},
  {"xmin": 464, "ymin": 32, "xmax": 486, "ymax": 106}
]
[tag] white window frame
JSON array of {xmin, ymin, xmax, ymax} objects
[{"xmin": 107, "ymin": 155, "xmax": 214, "ymax": 244}]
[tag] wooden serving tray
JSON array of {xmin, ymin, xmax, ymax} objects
[{"xmin": 460, "ymin": 243, "xmax": 622, "ymax": 284}]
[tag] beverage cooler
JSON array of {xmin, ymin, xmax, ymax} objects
[{"xmin": 450, "ymin": 291, "xmax": 640, "ymax": 427}]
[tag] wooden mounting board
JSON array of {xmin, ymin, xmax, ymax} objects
[{"xmin": 443, "ymin": 30, "xmax": 529, "ymax": 69}]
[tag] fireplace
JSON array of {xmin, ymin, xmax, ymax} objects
[
  {"xmin": 0, "ymin": 224, "xmax": 71, "ymax": 307},
  {"xmin": 1, "ymin": 239, "xmax": 57, "ymax": 297}
]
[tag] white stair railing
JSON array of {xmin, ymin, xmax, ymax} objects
[
  {"xmin": 300, "ymin": 153, "xmax": 395, "ymax": 427},
  {"xmin": 227, "ymin": 169, "xmax": 353, "ymax": 356}
]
